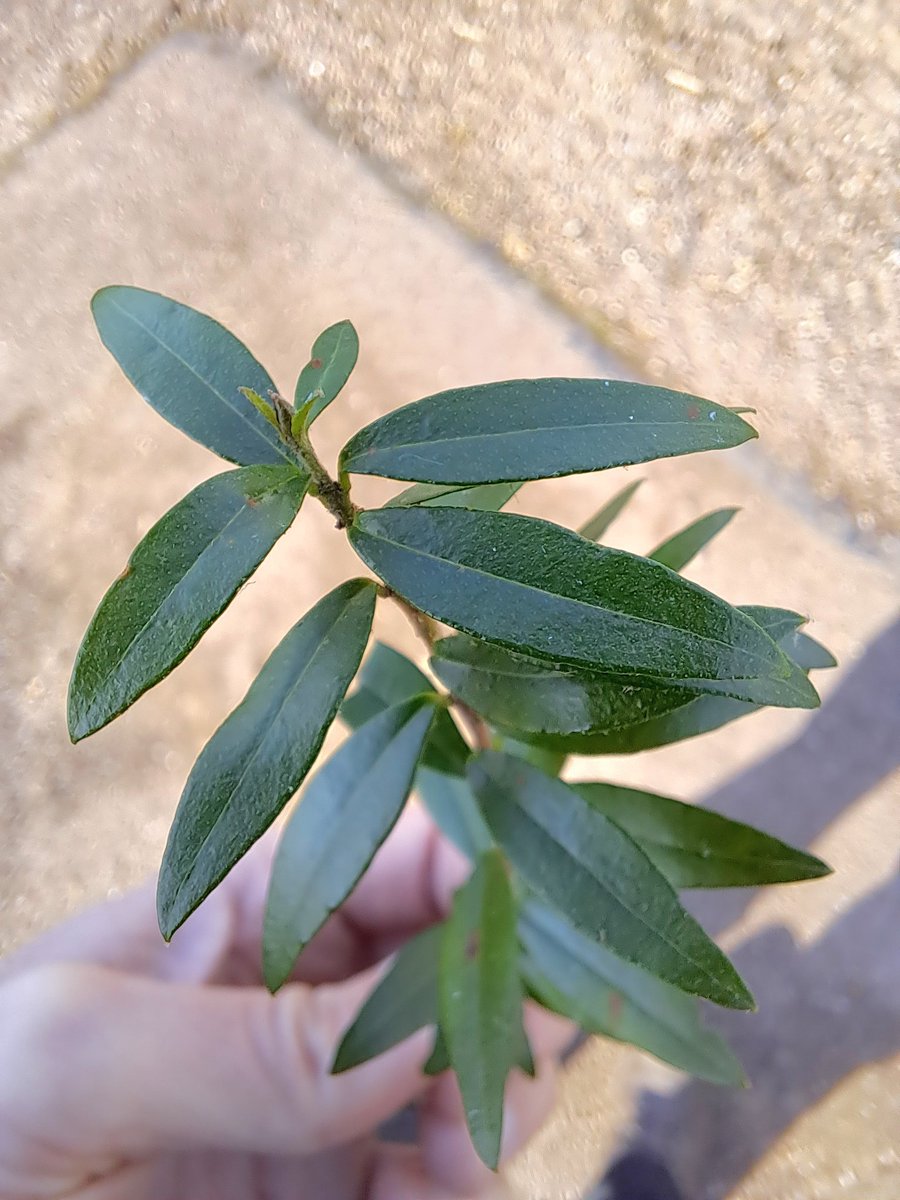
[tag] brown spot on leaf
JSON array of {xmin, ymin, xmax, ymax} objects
[
  {"xmin": 310, "ymin": 358, "xmax": 323, "ymax": 369},
  {"xmin": 116, "ymin": 563, "xmax": 133, "ymax": 581},
  {"xmin": 609, "ymin": 991, "xmax": 623, "ymax": 1024},
  {"xmin": 687, "ymin": 403, "xmax": 701, "ymax": 420},
  {"xmin": 465, "ymin": 931, "xmax": 481, "ymax": 960},
  {"xmin": 245, "ymin": 495, "xmax": 260, "ymax": 507}
]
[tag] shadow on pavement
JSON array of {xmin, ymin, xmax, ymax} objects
[{"xmin": 590, "ymin": 615, "xmax": 900, "ymax": 1200}]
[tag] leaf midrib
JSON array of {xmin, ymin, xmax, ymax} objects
[
  {"xmin": 523, "ymin": 916, "xmax": 718, "ymax": 1063},
  {"xmin": 277, "ymin": 704, "xmax": 429, "ymax": 932},
  {"xmin": 636, "ymin": 835, "xmax": 816, "ymax": 873},
  {"xmin": 503, "ymin": 794, "xmax": 733, "ymax": 999},
  {"xmin": 108, "ymin": 295, "xmax": 289, "ymax": 462},
  {"xmin": 349, "ymin": 415, "xmax": 736, "ymax": 465},
  {"xmin": 360, "ymin": 521, "xmax": 774, "ymax": 680}
]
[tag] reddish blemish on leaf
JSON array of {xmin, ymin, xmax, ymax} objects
[
  {"xmin": 609, "ymin": 991, "xmax": 624, "ymax": 1024},
  {"xmin": 311, "ymin": 358, "xmax": 323, "ymax": 369},
  {"xmin": 116, "ymin": 563, "xmax": 133, "ymax": 581},
  {"xmin": 687, "ymin": 404, "xmax": 701, "ymax": 420},
  {"xmin": 245, "ymin": 496, "xmax": 260, "ymax": 507},
  {"xmin": 465, "ymin": 931, "xmax": 481, "ymax": 960}
]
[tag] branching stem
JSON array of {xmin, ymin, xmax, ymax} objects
[
  {"xmin": 269, "ymin": 391, "xmax": 358, "ymax": 529},
  {"xmin": 380, "ymin": 585, "xmax": 492, "ymax": 753}
]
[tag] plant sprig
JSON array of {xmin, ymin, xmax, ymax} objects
[{"xmin": 71, "ymin": 286, "xmax": 836, "ymax": 1169}]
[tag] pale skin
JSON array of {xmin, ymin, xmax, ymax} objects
[{"xmin": 0, "ymin": 804, "xmax": 573, "ymax": 1200}]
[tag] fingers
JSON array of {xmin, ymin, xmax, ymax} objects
[
  {"xmin": 0, "ymin": 961, "xmax": 432, "ymax": 1162},
  {"xmin": 222, "ymin": 801, "xmax": 469, "ymax": 986},
  {"xmin": 371, "ymin": 1145, "xmax": 512, "ymax": 1200}
]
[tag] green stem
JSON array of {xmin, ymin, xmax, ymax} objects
[
  {"xmin": 383, "ymin": 586, "xmax": 491, "ymax": 752},
  {"xmin": 270, "ymin": 391, "xmax": 358, "ymax": 529}
]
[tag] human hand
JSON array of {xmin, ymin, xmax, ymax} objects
[{"xmin": 0, "ymin": 803, "xmax": 572, "ymax": 1199}]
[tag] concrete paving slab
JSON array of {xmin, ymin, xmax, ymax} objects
[
  {"xmin": 1, "ymin": 39, "xmax": 898, "ymax": 1199},
  {"xmin": 3, "ymin": 1, "xmax": 898, "ymax": 539}
]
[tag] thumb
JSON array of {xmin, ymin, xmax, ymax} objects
[{"xmin": 2, "ymin": 962, "xmax": 431, "ymax": 1159}]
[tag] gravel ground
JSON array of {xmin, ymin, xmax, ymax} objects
[{"xmin": 2, "ymin": 0, "xmax": 898, "ymax": 536}]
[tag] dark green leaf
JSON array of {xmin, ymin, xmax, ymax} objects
[
  {"xmin": 579, "ymin": 478, "xmax": 643, "ymax": 541},
  {"xmin": 338, "ymin": 924, "xmax": 531, "ymax": 1082},
  {"xmin": 156, "ymin": 579, "xmax": 376, "ymax": 940},
  {"xmin": 740, "ymin": 606, "xmax": 806, "ymax": 641},
  {"xmin": 574, "ymin": 782, "xmax": 831, "ymax": 888},
  {"xmin": 431, "ymin": 635, "xmax": 689, "ymax": 746},
  {"xmin": 340, "ymin": 379, "xmax": 757, "ymax": 484},
  {"xmin": 341, "ymin": 642, "xmax": 469, "ymax": 775},
  {"xmin": 649, "ymin": 508, "xmax": 739, "ymax": 571},
  {"xmin": 440, "ymin": 849, "xmax": 522, "ymax": 1168},
  {"xmin": 332, "ymin": 925, "xmax": 441, "ymax": 1073},
  {"xmin": 780, "ymin": 629, "xmax": 837, "ymax": 670},
  {"xmin": 294, "ymin": 320, "xmax": 359, "ymax": 424},
  {"xmin": 386, "ymin": 481, "xmax": 523, "ymax": 511},
  {"xmin": 416, "ymin": 768, "xmax": 493, "ymax": 861},
  {"xmin": 351, "ymin": 506, "xmax": 818, "ymax": 710},
  {"xmin": 468, "ymin": 753, "xmax": 753, "ymax": 1010},
  {"xmin": 425, "ymin": 1014, "xmax": 535, "ymax": 1079},
  {"xmin": 520, "ymin": 902, "xmax": 744, "ymax": 1085},
  {"xmin": 91, "ymin": 286, "xmax": 293, "ymax": 466},
  {"xmin": 68, "ymin": 466, "xmax": 307, "ymax": 742},
  {"xmin": 431, "ymin": 605, "xmax": 826, "ymax": 754},
  {"xmin": 263, "ymin": 697, "xmax": 436, "ymax": 990}
]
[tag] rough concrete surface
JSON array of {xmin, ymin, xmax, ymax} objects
[
  {"xmin": 1, "ymin": 34, "xmax": 898, "ymax": 1200},
  {"xmin": 2, "ymin": 0, "xmax": 898, "ymax": 538}
]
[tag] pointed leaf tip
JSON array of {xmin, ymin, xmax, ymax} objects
[
  {"xmin": 341, "ymin": 379, "xmax": 757, "ymax": 485},
  {"xmin": 469, "ymin": 752, "xmax": 754, "ymax": 1011},
  {"xmin": 440, "ymin": 850, "xmax": 521, "ymax": 1168}
]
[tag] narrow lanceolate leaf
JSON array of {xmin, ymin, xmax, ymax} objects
[
  {"xmin": 440, "ymin": 850, "xmax": 522, "ymax": 1169},
  {"xmin": 520, "ymin": 902, "xmax": 744, "ymax": 1085},
  {"xmin": 432, "ymin": 604, "xmax": 827, "ymax": 753},
  {"xmin": 294, "ymin": 320, "xmax": 359, "ymax": 424},
  {"xmin": 649, "ymin": 508, "xmax": 739, "ymax": 572},
  {"xmin": 91, "ymin": 286, "xmax": 293, "ymax": 466},
  {"xmin": 263, "ymin": 697, "xmax": 436, "ymax": 990},
  {"xmin": 157, "ymin": 580, "xmax": 376, "ymax": 940},
  {"xmin": 350, "ymin": 506, "xmax": 819, "ymax": 710},
  {"xmin": 340, "ymin": 379, "xmax": 757, "ymax": 484},
  {"xmin": 579, "ymin": 478, "xmax": 643, "ymax": 542},
  {"xmin": 431, "ymin": 635, "xmax": 689, "ymax": 747},
  {"xmin": 341, "ymin": 642, "xmax": 469, "ymax": 775},
  {"xmin": 386, "ymin": 481, "xmax": 523, "ymax": 511},
  {"xmin": 574, "ymin": 783, "xmax": 831, "ymax": 889},
  {"xmin": 68, "ymin": 466, "xmax": 307, "ymax": 742},
  {"xmin": 332, "ymin": 925, "xmax": 441, "ymax": 1073},
  {"xmin": 333, "ymin": 919, "xmax": 534, "ymax": 1080},
  {"xmin": 468, "ymin": 753, "xmax": 753, "ymax": 1010}
]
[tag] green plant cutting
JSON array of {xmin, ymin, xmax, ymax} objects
[{"xmin": 69, "ymin": 286, "xmax": 836, "ymax": 1169}]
